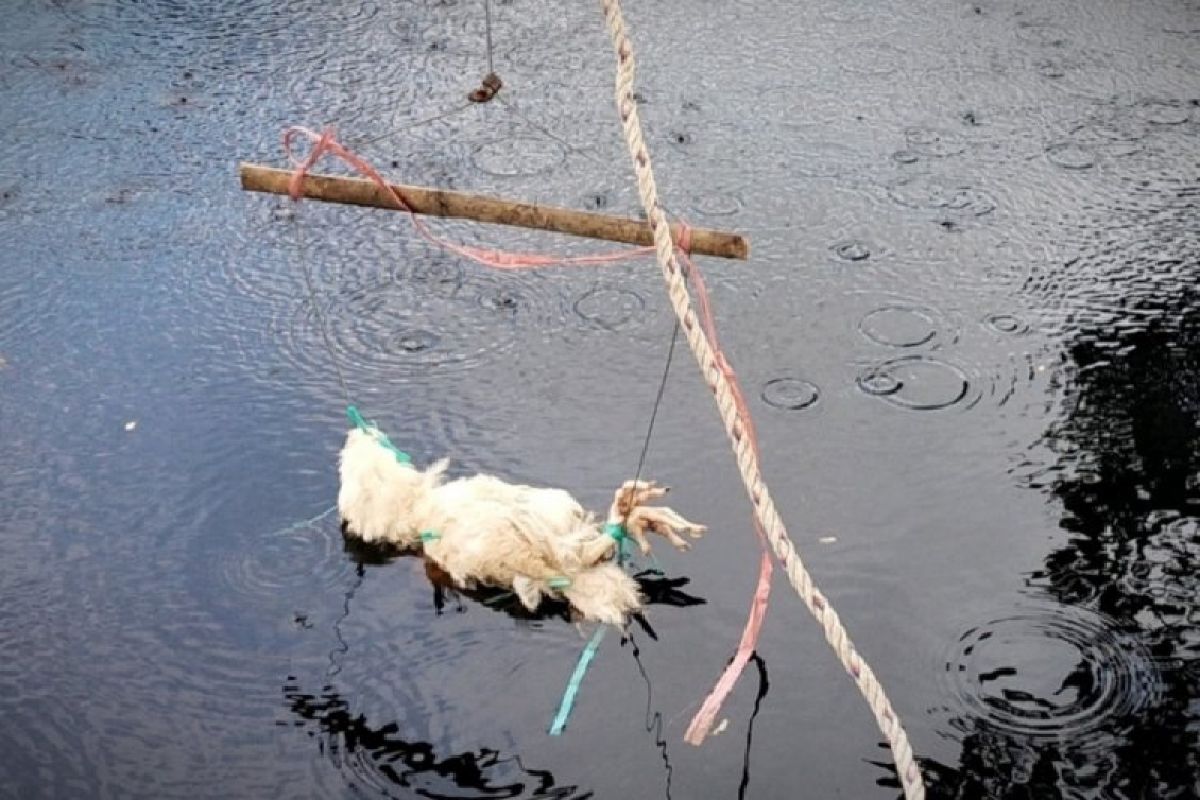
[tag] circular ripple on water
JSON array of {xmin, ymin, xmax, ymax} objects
[
  {"xmin": 761, "ymin": 377, "xmax": 820, "ymax": 411},
  {"xmin": 831, "ymin": 239, "xmax": 875, "ymax": 262},
  {"xmin": 942, "ymin": 605, "xmax": 1160, "ymax": 751},
  {"xmin": 857, "ymin": 355, "xmax": 975, "ymax": 411},
  {"xmin": 58, "ymin": 0, "xmax": 380, "ymax": 66},
  {"xmin": 285, "ymin": 51, "xmax": 471, "ymax": 126},
  {"xmin": 1134, "ymin": 101, "xmax": 1192, "ymax": 126},
  {"xmin": 1013, "ymin": 18, "xmax": 1072, "ymax": 48},
  {"xmin": 1068, "ymin": 118, "xmax": 1146, "ymax": 144},
  {"xmin": 571, "ymin": 284, "xmax": 648, "ymax": 331},
  {"xmin": 278, "ymin": 269, "xmax": 566, "ymax": 387},
  {"xmin": 221, "ymin": 207, "xmax": 409, "ymax": 309},
  {"xmin": 472, "ymin": 136, "xmax": 569, "ymax": 178},
  {"xmin": 691, "ymin": 191, "xmax": 744, "ymax": 217},
  {"xmin": 983, "ymin": 312, "xmax": 1032, "ymax": 336},
  {"xmin": 904, "ymin": 126, "xmax": 967, "ymax": 157},
  {"xmin": 219, "ymin": 508, "xmax": 354, "ymax": 605},
  {"xmin": 859, "ymin": 305, "xmax": 946, "ymax": 348},
  {"xmin": 1045, "ymin": 141, "xmax": 1096, "ymax": 170},
  {"xmin": 886, "ymin": 175, "xmax": 998, "ymax": 217}
]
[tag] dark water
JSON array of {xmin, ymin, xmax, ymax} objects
[{"xmin": 1, "ymin": 0, "xmax": 1198, "ymax": 797}]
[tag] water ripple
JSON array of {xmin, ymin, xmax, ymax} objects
[
  {"xmin": 58, "ymin": 0, "xmax": 382, "ymax": 67},
  {"xmin": 983, "ymin": 312, "xmax": 1032, "ymax": 336},
  {"xmin": 761, "ymin": 377, "xmax": 821, "ymax": 411},
  {"xmin": 857, "ymin": 355, "xmax": 975, "ymax": 412},
  {"xmin": 1044, "ymin": 141, "xmax": 1096, "ymax": 170},
  {"xmin": 472, "ymin": 136, "xmax": 569, "ymax": 178},
  {"xmin": 275, "ymin": 265, "xmax": 568, "ymax": 387},
  {"xmin": 571, "ymin": 284, "xmax": 648, "ymax": 332},
  {"xmin": 859, "ymin": 305, "xmax": 944, "ymax": 348},
  {"xmin": 886, "ymin": 174, "xmax": 999, "ymax": 219},
  {"xmin": 831, "ymin": 239, "xmax": 875, "ymax": 262},
  {"xmin": 904, "ymin": 126, "xmax": 968, "ymax": 158},
  {"xmin": 942, "ymin": 604, "xmax": 1161, "ymax": 752},
  {"xmin": 218, "ymin": 507, "xmax": 352, "ymax": 606}
]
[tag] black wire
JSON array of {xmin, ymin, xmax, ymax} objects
[
  {"xmin": 483, "ymin": 0, "xmax": 495, "ymax": 75},
  {"xmin": 631, "ymin": 319, "xmax": 681, "ymax": 491}
]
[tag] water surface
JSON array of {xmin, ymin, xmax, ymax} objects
[{"xmin": 1, "ymin": 1, "xmax": 1198, "ymax": 797}]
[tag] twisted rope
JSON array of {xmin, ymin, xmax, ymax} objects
[{"xmin": 597, "ymin": 1, "xmax": 924, "ymax": 796}]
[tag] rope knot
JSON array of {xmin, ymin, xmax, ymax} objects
[
  {"xmin": 675, "ymin": 221, "xmax": 693, "ymax": 256},
  {"xmin": 284, "ymin": 125, "xmax": 336, "ymax": 202},
  {"xmin": 468, "ymin": 72, "xmax": 502, "ymax": 103}
]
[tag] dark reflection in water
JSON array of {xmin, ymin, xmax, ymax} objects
[
  {"xmin": 282, "ymin": 677, "xmax": 592, "ymax": 800},
  {"xmin": 290, "ymin": 540, "xmax": 711, "ymax": 800},
  {"xmin": 341, "ymin": 531, "xmax": 707, "ymax": 627},
  {"xmin": 925, "ymin": 186, "xmax": 1200, "ymax": 797},
  {"xmin": 625, "ymin": 631, "xmax": 677, "ymax": 800},
  {"xmin": 736, "ymin": 654, "xmax": 770, "ymax": 800}
]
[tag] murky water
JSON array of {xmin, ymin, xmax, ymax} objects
[{"xmin": 1, "ymin": 0, "xmax": 1197, "ymax": 797}]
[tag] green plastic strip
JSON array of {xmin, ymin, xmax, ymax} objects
[
  {"xmin": 603, "ymin": 522, "xmax": 627, "ymax": 541},
  {"xmin": 548, "ymin": 625, "xmax": 607, "ymax": 736},
  {"xmin": 346, "ymin": 404, "xmax": 412, "ymax": 464},
  {"xmin": 419, "ymin": 530, "xmax": 440, "ymax": 543}
]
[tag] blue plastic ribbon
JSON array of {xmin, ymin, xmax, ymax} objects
[{"xmin": 548, "ymin": 625, "xmax": 607, "ymax": 735}]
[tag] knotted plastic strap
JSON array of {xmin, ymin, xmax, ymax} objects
[
  {"xmin": 346, "ymin": 404, "xmax": 412, "ymax": 464},
  {"xmin": 603, "ymin": 522, "xmax": 627, "ymax": 542}
]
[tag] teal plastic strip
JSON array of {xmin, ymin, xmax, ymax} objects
[
  {"xmin": 548, "ymin": 625, "xmax": 607, "ymax": 736},
  {"xmin": 346, "ymin": 404, "xmax": 412, "ymax": 465},
  {"xmin": 346, "ymin": 404, "xmax": 368, "ymax": 430},
  {"xmin": 603, "ymin": 522, "xmax": 627, "ymax": 542},
  {"xmin": 482, "ymin": 591, "xmax": 516, "ymax": 607}
]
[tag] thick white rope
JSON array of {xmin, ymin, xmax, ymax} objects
[{"xmin": 597, "ymin": 1, "xmax": 925, "ymax": 796}]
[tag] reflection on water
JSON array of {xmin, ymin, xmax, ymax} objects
[
  {"xmin": 282, "ymin": 678, "xmax": 592, "ymax": 799},
  {"xmin": 928, "ymin": 172, "xmax": 1199, "ymax": 796},
  {"xmin": 343, "ymin": 531, "xmax": 707, "ymax": 628}
]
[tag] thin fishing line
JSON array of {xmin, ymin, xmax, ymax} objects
[
  {"xmin": 495, "ymin": 94, "xmax": 605, "ymax": 165},
  {"xmin": 630, "ymin": 319, "xmax": 680, "ymax": 492},
  {"xmin": 350, "ymin": 101, "xmax": 475, "ymax": 149},
  {"xmin": 294, "ymin": 213, "xmax": 352, "ymax": 407},
  {"xmin": 483, "ymin": 0, "xmax": 495, "ymax": 75}
]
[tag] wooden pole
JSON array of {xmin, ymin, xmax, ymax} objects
[{"xmin": 239, "ymin": 163, "xmax": 749, "ymax": 260}]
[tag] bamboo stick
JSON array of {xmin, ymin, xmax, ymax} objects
[{"xmin": 239, "ymin": 163, "xmax": 749, "ymax": 260}]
